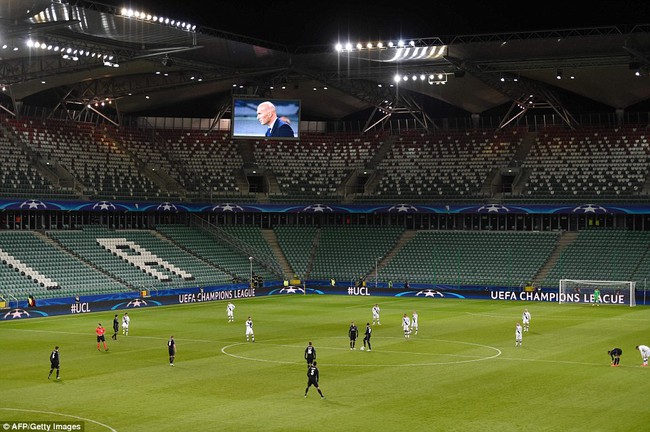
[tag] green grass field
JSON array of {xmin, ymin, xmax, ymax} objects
[{"xmin": 1, "ymin": 295, "xmax": 649, "ymax": 432}]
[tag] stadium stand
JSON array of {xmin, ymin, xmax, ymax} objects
[
  {"xmin": 520, "ymin": 126, "xmax": 650, "ymax": 199},
  {"xmin": 47, "ymin": 226, "xmax": 233, "ymax": 290},
  {"xmin": 156, "ymin": 224, "xmax": 278, "ymax": 282},
  {"xmin": 4, "ymin": 118, "xmax": 166, "ymax": 201},
  {"xmin": 253, "ymin": 132, "xmax": 384, "ymax": 202},
  {"xmin": 379, "ymin": 230, "xmax": 560, "ymax": 287},
  {"xmin": 154, "ymin": 129, "xmax": 254, "ymax": 201},
  {"xmin": 273, "ymin": 226, "xmax": 318, "ymax": 279},
  {"xmin": 542, "ymin": 229, "xmax": 650, "ymax": 287},
  {"xmin": 0, "ymin": 119, "xmax": 77, "ymax": 199},
  {"xmin": 308, "ymin": 226, "xmax": 404, "ymax": 282},
  {"xmin": 365, "ymin": 129, "xmax": 523, "ymax": 201},
  {"xmin": 2, "ymin": 117, "xmax": 650, "ymax": 299},
  {"xmin": 2, "ymin": 223, "xmax": 650, "ymax": 299},
  {"xmin": 0, "ymin": 230, "xmax": 128, "ymax": 299},
  {"xmin": 3, "ymin": 116, "xmax": 649, "ymax": 204}
]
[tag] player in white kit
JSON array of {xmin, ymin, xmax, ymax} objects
[
  {"xmin": 245, "ymin": 316, "xmax": 255, "ymax": 342},
  {"xmin": 402, "ymin": 314, "xmax": 411, "ymax": 339}
]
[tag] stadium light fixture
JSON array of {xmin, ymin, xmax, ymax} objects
[
  {"xmin": 118, "ymin": 7, "xmax": 196, "ymax": 32},
  {"xmin": 393, "ymin": 72, "xmax": 448, "ymax": 85},
  {"xmin": 29, "ymin": 38, "xmax": 117, "ymax": 65},
  {"xmin": 629, "ymin": 62, "xmax": 644, "ymax": 77},
  {"xmin": 335, "ymin": 38, "xmax": 435, "ymax": 53},
  {"xmin": 427, "ymin": 73, "xmax": 447, "ymax": 85}
]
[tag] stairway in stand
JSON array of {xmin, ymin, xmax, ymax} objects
[{"xmin": 261, "ymin": 229, "xmax": 293, "ymax": 278}]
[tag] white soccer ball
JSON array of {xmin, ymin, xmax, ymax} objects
[{"xmin": 360, "ymin": 346, "xmax": 365, "ymax": 350}]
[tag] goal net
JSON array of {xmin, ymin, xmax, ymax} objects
[{"xmin": 558, "ymin": 279, "xmax": 636, "ymax": 307}]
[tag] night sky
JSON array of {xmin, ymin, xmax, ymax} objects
[{"xmin": 104, "ymin": 0, "xmax": 650, "ymax": 47}]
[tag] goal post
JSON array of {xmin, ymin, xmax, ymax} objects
[{"xmin": 559, "ymin": 279, "xmax": 636, "ymax": 307}]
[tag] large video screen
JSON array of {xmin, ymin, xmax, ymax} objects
[{"xmin": 232, "ymin": 97, "xmax": 300, "ymax": 139}]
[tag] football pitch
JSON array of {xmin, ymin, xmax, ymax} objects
[{"xmin": 1, "ymin": 295, "xmax": 649, "ymax": 432}]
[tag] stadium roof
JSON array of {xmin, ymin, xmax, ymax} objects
[{"xmin": 2, "ymin": 0, "xmax": 650, "ymax": 126}]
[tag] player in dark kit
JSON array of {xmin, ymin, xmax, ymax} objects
[
  {"xmin": 608, "ymin": 348, "xmax": 622, "ymax": 367},
  {"xmin": 349, "ymin": 321, "xmax": 359, "ymax": 350},
  {"xmin": 304, "ymin": 361, "xmax": 325, "ymax": 399},
  {"xmin": 48, "ymin": 346, "xmax": 60, "ymax": 380},
  {"xmin": 304, "ymin": 341, "xmax": 316, "ymax": 367},
  {"xmin": 361, "ymin": 322, "xmax": 372, "ymax": 351},
  {"xmin": 168, "ymin": 335, "xmax": 176, "ymax": 366},
  {"xmin": 112, "ymin": 314, "xmax": 119, "ymax": 340}
]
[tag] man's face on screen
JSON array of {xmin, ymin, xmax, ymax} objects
[{"xmin": 257, "ymin": 103, "xmax": 273, "ymax": 126}]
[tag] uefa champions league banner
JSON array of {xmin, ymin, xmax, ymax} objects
[
  {"xmin": 489, "ymin": 289, "xmax": 631, "ymax": 304},
  {"xmin": 3, "ymin": 198, "xmax": 650, "ymax": 215},
  {"xmin": 0, "ymin": 283, "xmax": 464, "ymax": 320},
  {"xmin": 322, "ymin": 284, "xmax": 638, "ymax": 304},
  {"xmin": 0, "ymin": 284, "xmax": 468, "ymax": 320},
  {"xmin": 0, "ymin": 285, "xmax": 259, "ymax": 321},
  {"xmin": 1, "ymin": 284, "xmax": 641, "ymax": 320}
]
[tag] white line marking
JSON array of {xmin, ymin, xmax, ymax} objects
[
  {"xmin": 0, "ymin": 328, "xmax": 215, "ymax": 344},
  {"xmin": 0, "ymin": 407, "xmax": 117, "ymax": 432},
  {"xmin": 221, "ymin": 339, "xmax": 502, "ymax": 367},
  {"xmin": 465, "ymin": 311, "xmax": 649, "ymax": 321}
]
